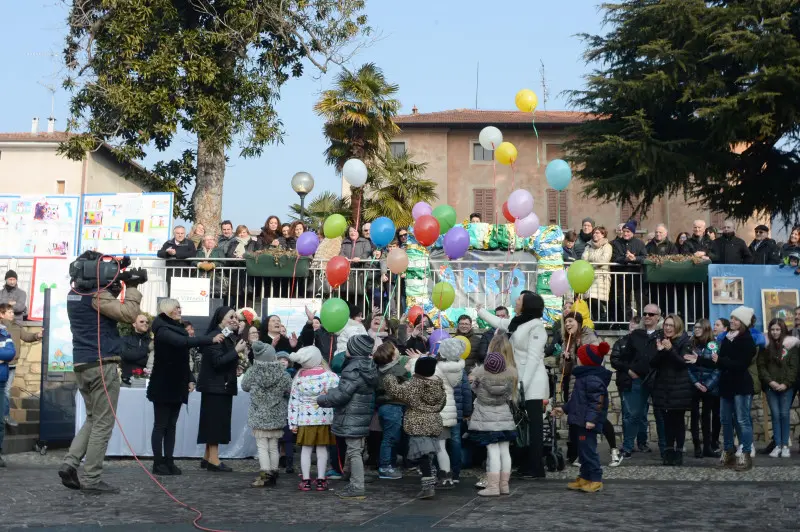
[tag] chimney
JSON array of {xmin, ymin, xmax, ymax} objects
[
  {"xmin": 47, "ymin": 117, "xmax": 56, "ymax": 133},
  {"xmin": 31, "ymin": 117, "xmax": 39, "ymax": 134},
  {"xmin": 411, "ymin": 105, "xmax": 418, "ymax": 115}
]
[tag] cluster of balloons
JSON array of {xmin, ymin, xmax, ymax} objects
[
  {"xmin": 411, "ymin": 202, "xmax": 469, "ymax": 260},
  {"xmin": 549, "ymin": 260, "xmax": 596, "ymax": 297}
]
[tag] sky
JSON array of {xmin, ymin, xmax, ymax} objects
[{"xmin": 0, "ymin": 0, "xmax": 606, "ymax": 230}]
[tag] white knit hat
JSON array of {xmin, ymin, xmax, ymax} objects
[
  {"xmin": 438, "ymin": 338, "xmax": 465, "ymax": 362},
  {"xmin": 289, "ymin": 346, "xmax": 323, "ymax": 369},
  {"xmin": 730, "ymin": 306, "xmax": 755, "ymax": 327}
]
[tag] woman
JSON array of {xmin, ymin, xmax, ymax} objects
[
  {"xmin": 148, "ymin": 299, "xmax": 222, "ymax": 475},
  {"xmin": 242, "ymin": 324, "xmax": 261, "ymax": 367},
  {"xmin": 197, "ymin": 306, "xmax": 248, "ymax": 472},
  {"xmin": 780, "ymin": 226, "xmax": 800, "ymax": 263},
  {"xmin": 279, "ymin": 221, "xmax": 305, "ymax": 251},
  {"xmin": 227, "ymin": 225, "xmax": 258, "ymax": 259},
  {"xmin": 675, "ymin": 232, "xmax": 690, "ymax": 255},
  {"xmin": 258, "ymin": 216, "xmax": 282, "ymax": 249},
  {"xmin": 685, "ymin": 319, "xmax": 721, "ymax": 458},
  {"xmin": 650, "ymin": 314, "xmax": 692, "ymax": 465},
  {"xmin": 713, "ymin": 318, "xmax": 730, "ymax": 336},
  {"xmin": 705, "ymin": 227, "xmax": 718, "ymax": 241},
  {"xmin": 340, "ymin": 225, "xmax": 373, "ymax": 264},
  {"xmin": 478, "ymin": 291, "xmax": 548, "ymax": 479},
  {"xmin": 406, "ymin": 314, "xmax": 434, "ymax": 353},
  {"xmin": 259, "ymin": 314, "xmax": 299, "ymax": 353},
  {"xmin": 280, "ymin": 223, "xmax": 291, "ymax": 240},
  {"xmin": 188, "ymin": 223, "xmax": 206, "ymax": 248},
  {"xmin": 581, "ymin": 226, "xmax": 613, "ymax": 322},
  {"xmin": 758, "ymin": 318, "xmax": 799, "ymax": 458}
]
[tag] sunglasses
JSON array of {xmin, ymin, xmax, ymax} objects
[
  {"xmin": 399, "ymin": 233, "xmax": 408, "ymax": 237},
  {"xmin": 642, "ymin": 312, "xmax": 659, "ymax": 317}
]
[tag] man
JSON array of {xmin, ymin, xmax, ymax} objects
[
  {"xmin": 216, "ymin": 220, "xmax": 235, "ymax": 256},
  {"xmin": 645, "ymin": 224, "xmax": 678, "ymax": 256},
  {"xmin": 157, "ymin": 225, "xmax": 197, "ymax": 266},
  {"xmin": 0, "ymin": 303, "xmax": 42, "ymax": 429},
  {"xmin": 119, "ymin": 314, "xmax": 152, "ymax": 386},
  {"xmin": 361, "ymin": 222, "xmax": 377, "ymax": 254},
  {"xmin": 59, "ymin": 251, "xmax": 143, "ymax": 494},
  {"xmin": 683, "ymin": 219, "xmax": 712, "ymax": 257},
  {"xmin": 748, "ymin": 225, "xmax": 781, "ymax": 265},
  {"xmin": 455, "ymin": 315, "xmax": 482, "ymax": 373},
  {"xmin": 0, "ymin": 271, "xmax": 28, "ymax": 322},
  {"xmin": 709, "ymin": 220, "xmax": 752, "ymax": 264},
  {"xmin": 573, "ymin": 217, "xmax": 595, "ymax": 257},
  {"xmin": 611, "ymin": 220, "xmax": 647, "ymax": 321},
  {"xmin": 476, "ymin": 306, "xmax": 508, "ymax": 362},
  {"xmin": 469, "ymin": 213, "xmax": 482, "ymax": 224}
]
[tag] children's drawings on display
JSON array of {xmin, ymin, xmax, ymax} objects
[
  {"xmin": 0, "ymin": 195, "xmax": 80, "ymax": 257},
  {"xmin": 28, "ymin": 257, "xmax": 71, "ymax": 321}
]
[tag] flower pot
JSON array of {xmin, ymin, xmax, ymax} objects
[
  {"xmin": 643, "ymin": 260, "xmax": 708, "ymax": 284},
  {"xmin": 245, "ymin": 255, "xmax": 310, "ymax": 278}
]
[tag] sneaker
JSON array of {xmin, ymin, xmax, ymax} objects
[
  {"xmin": 567, "ymin": 477, "xmax": 585, "ymax": 490},
  {"xmin": 4, "ymin": 416, "xmax": 18, "ymax": 428},
  {"xmin": 580, "ymin": 481, "xmax": 603, "ymax": 493},
  {"xmin": 638, "ymin": 444, "xmax": 652, "ymax": 453},
  {"xmin": 622, "ymin": 451, "xmax": 632, "ymax": 459},
  {"xmin": 326, "ymin": 469, "xmax": 343, "ymax": 480},
  {"xmin": 769, "ymin": 446, "xmax": 782, "ymax": 458},
  {"xmin": 336, "ymin": 483, "xmax": 366, "ymax": 500},
  {"xmin": 298, "ymin": 479, "xmax": 312, "ymax": 491},
  {"xmin": 378, "ymin": 467, "xmax": 402, "ymax": 480},
  {"xmin": 571, "ymin": 459, "xmax": 581, "ymax": 468},
  {"xmin": 58, "ymin": 464, "xmax": 81, "ymax": 490},
  {"xmin": 80, "ymin": 481, "xmax": 120, "ymax": 494},
  {"xmin": 609, "ymin": 448, "xmax": 623, "ymax": 467},
  {"xmin": 452, "ymin": 478, "xmax": 460, "ymax": 484},
  {"xmin": 252, "ymin": 471, "xmax": 269, "ymax": 487},
  {"xmin": 735, "ymin": 445, "xmax": 743, "ymax": 458},
  {"xmin": 780, "ymin": 447, "xmax": 791, "ymax": 459},
  {"xmin": 316, "ymin": 479, "xmax": 329, "ymax": 491},
  {"xmin": 474, "ymin": 475, "xmax": 487, "ymax": 489}
]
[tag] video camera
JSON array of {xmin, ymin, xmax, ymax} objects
[{"xmin": 69, "ymin": 251, "xmax": 148, "ymax": 292}]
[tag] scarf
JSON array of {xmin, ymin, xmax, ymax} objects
[
  {"xmin": 507, "ymin": 292, "xmax": 542, "ymax": 334},
  {"xmin": 233, "ymin": 236, "xmax": 249, "ymax": 258},
  {"xmin": 726, "ymin": 330, "xmax": 740, "ymax": 342},
  {"xmin": 591, "ymin": 237, "xmax": 608, "ymax": 249}
]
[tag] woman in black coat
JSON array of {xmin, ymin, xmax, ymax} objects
[
  {"xmin": 197, "ymin": 305, "xmax": 247, "ymax": 472},
  {"xmin": 650, "ymin": 314, "xmax": 693, "ymax": 466},
  {"xmin": 147, "ymin": 299, "xmax": 222, "ymax": 475},
  {"xmin": 259, "ymin": 314, "xmax": 300, "ymax": 353}
]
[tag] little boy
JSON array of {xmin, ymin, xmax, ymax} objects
[
  {"xmin": 275, "ymin": 350, "xmax": 296, "ymax": 474},
  {"xmin": 553, "ymin": 342, "xmax": 611, "ymax": 493},
  {"xmin": 373, "ymin": 341, "xmax": 411, "ymax": 479},
  {"xmin": 0, "ymin": 318, "xmax": 17, "ymax": 467}
]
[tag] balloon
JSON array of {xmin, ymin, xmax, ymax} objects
[
  {"xmin": 495, "ymin": 142, "xmax": 518, "ymax": 166},
  {"xmin": 443, "ymin": 226, "xmax": 470, "ymax": 260},
  {"xmin": 412, "ymin": 201, "xmax": 432, "ymax": 220},
  {"xmin": 453, "ymin": 335, "xmax": 472, "ymax": 360},
  {"xmin": 370, "ymin": 216, "xmax": 395, "ymax": 248},
  {"xmin": 342, "ymin": 159, "xmax": 368, "ymax": 187},
  {"xmin": 414, "ymin": 215, "xmax": 440, "ymax": 246},
  {"xmin": 515, "ymin": 212, "xmax": 540, "ymax": 238},
  {"xmin": 567, "ymin": 259, "xmax": 596, "ymax": 294},
  {"xmin": 510, "ymin": 283, "xmax": 525, "ymax": 306},
  {"xmin": 515, "ymin": 88, "xmax": 539, "ymax": 113},
  {"xmin": 507, "ymin": 189, "xmax": 534, "ymax": 219},
  {"xmin": 431, "ymin": 205, "xmax": 456, "ymax": 235},
  {"xmin": 295, "ymin": 232, "xmax": 319, "ymax": 256},
  {"xmin": 429, "ymin": 329, "xmax": 451, "ymax": 353},
  {"xmin": 502, "ymin": 201, "xmax": 515, "ymax": 223},
  {"xmin": 478, "ymin": 126, "xmax": 503, "ymax": 151},
  {"xmin": 545, "ymin": 159, "xmax": 573, "ymax": 191},
  {"xmin": 325, "ymin": 256, "xmax": 351, "ymax": 288},
  {"xmin": 320, "ymin": 297, "xmax": 350, "ymax": 333},
  {"xmin": 408, "ymin": 305, "xmax": 424, "ymax": 327},
  {"xmin": 323, "ymin": 214, "xmax": 347, "ymax": 239},
  {"xmin": 431, "ymin": 281, "xmax": 455, "ymax": 311},
  {"xmin": 549, "ymin": 269, "xmax": 570, "ymax": 297},
  {"xmin": 386, "ymin": 248, "xmax": 409, "ymax": 274}
]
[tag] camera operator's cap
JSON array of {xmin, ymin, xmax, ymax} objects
[
  {"xmin": 251, "ymin": 341, "xmax": 276, "ymax": 363},
  {"xmin": 4, "ymin": 270, "xmax": 17, "ymax": 280}
]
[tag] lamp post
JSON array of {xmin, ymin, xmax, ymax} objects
[{"xmin": 291, "ymin": 171, "xmax": 315, "ymax": 225}]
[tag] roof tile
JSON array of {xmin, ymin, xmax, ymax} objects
[{"xmin": 394, "ymin": 108, "xmax": 592, "ymax": 126}]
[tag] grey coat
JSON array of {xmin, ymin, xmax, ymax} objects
[
  {"xmin": 468, "ymin": 366, "xmax": 517, "ymax": 432},
  {"xmin": 317, "ymin": 355, "xmax": 380, "ymax": 438},
  {"xmin": 241, "ymin": 360, "xmax": 293, "ymax": 431}
]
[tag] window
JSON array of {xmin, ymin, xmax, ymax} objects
[
  {"xmin": 620, "ymin": 197, "xmax": 643, "ymax": 224},
  {"xmin": 389, "ymin": 141, "xmax": 406, "ymax": 157},
  {"xmin": 472, "ymin": 188, "xmax": 496, "ymax": 223},
  {"xmin": 710, "ymin": 211, "xmax": 726, "ymax": 229},
  {"xmin": 57, "ymin": 180, "xmax": 65, "ymax": 194},
  {"xmin": 472, "ymin": 142, "xmax": 493, "ymax": 162},
  {"xmin": 547, "ymin": 189, "xmax": 568, "ymax": 227}
]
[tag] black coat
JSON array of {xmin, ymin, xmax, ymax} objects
[
  {"xmin": 649, "ymin": 332, "xmax": 693, "ymax": 411},
  {"xmin": 477, "ymin": 328, "xmax": 496, "ymax": 364},
  {"xmin": 299, "ymin": 323, "xmax": 336, "ymax": 357},
  {"xmin": 156, "ymin": 238, "xmax": 197, "ymax": 267},
  {"xmin": 616, "ymin": 328, "xmax": 661, "ymax": 384},
  {"xmin": 610, "ymin": 332, "xmax": 633, "ymax": 391},
  {"xmin": 120, "ymin": 332, "xmax": 150, "ymax": 380},
  {"xmin": 717, "ymin": 330, "xmax": 757, "ymax": 398},
  {"xmin": 645, "ymin": 239, "xmax": 678, "ymax": 256},
  {"xmin": 749, "ymin": 238, "xmax": 781, "ymax": 265},
  {"xmin": 147, "ymin": 315, "xmax": 213, "ymax": 404},
  {"xmin": 611, "ymin": 237, "xmax": 647, "ymax": 269},
  {"xmin": 197, "ymin": 327, "xmax": 240, "ymax": 396},
  {"xmin": 709, "ymin": 234, "xmax": 752, "ymax": 264},
  {"xmin": 683, "ymin": 235, "xmax": 711, "ymax": 256}
]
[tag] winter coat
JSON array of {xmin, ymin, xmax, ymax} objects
[
  {"xmin": 610, "ymin": 332, "xmax": 633, "ymax": 391},
  {"xmin": 299, "ymin": 322, "xmax": 336, "ymax": 358},
  {"xmin": 335, "ymin": 319, "xmax": 368, "ymax": 355},
  {"xmin": 757, "ymin": 336, "xmax": 800, "ymax": 388},
  {"xmin": 468, "ymin": 366, "xmax": 517, "ymax": 432},
  {"xmin": 434, "ymin": 359, "xmax": 466, "ymax": 427},
  {"xmin": 716, "ymin": 330, "xmax": 757, "ymax": 398},
  {"xmin": 709, "ymin": 234, "xmax": 752, "ymax": 264},
  {"xmin": 453, "ymin": 369, "xmax": 473, "ymax": 421},
  {"xmin": 649, "ymin": 332, "xmax": 693, "ymax": 411},
  {"xmin": 683, "ymin": 235, "xmax": 712, "ymax": 256},
  {"xmin": 687, "ymin": 340, "xmax": 721, "ymax": 395},
  {"xmin": 340, "ymin": 237, "xmax": 373, "ymax": 262},
  {"xmin": 562, "ymin": 246, "xmax": 578, "ymax": 263},
  {"xmin": 196, "ymin": 328, "xmax": 239, "ymax": 396},
  {"xmin": 611, "ymin": 236, "xmax": 647, "ymax": 269},
  {"xmin": 581, "ymin": 239, "xmax": 612, "ymax": 302},
  {"xmin": 476, "ymin": 328, "xmax": 496, "ymax": 363},
  {"xmin": 749, "ymin": 238, "xmax": 781, "ymax": 265},
  {"xmin": 148, "ymin": 315, "xmax": 212, "ymax": 404},
  {"xmin": 216, "ymin": 234, "xmax": 236, "ymax": 256},
  {"xmin": 241, "ymin": 360, "xmax": 293, "ymax": 430},
  {"xmin": 563, "ymin": 365, "xmax": 611, "ymax": 433},
  {"xmin": 376, "ymin": 356, "xmax": 411, "ymax": 406},
  {"xmin": 563, "ymin": 326, "xmax": 599, "ymax": 378},
  {"xmin": 0, "ymin": 318, "xmax": 39, "ymax": 367},
  {"xmin": 383, "ymin": 374, "xmax": 446, "ymax": 437},
  {"xmin": 0, "ymin": 325, "xmax": 16, "ymax": 383},
  {"xmin": 226, "ymin": 237, "xmax": 258, "ymax": 259},
  {"xmin": 0, "ymin": 286, "xmax": 27, "ymax": 320},
  {"xmin": 780, "ymin": 243, "xmax": 800, "ymax": 264},
  {"xmin": 287, "ymin": 367, "xmax": 339, "ymax": 428},
  {"xmin": 317, "ymin": 354, "xmax": 380, "ymax": 438},
  {"xmin": 120, "ymin": 332, "xmax": 152, "ymax": 380},
  {"xmin": 616, "ymin": 328, "xmax": 661, "ymax": 385},
  {"xmin": 645, "ymin": 239, "xmax": 679, "ymax": 257},
  {"xmin": 573, "ymin": 230, "xmax": 593, "ymax": 258},
  {"xmin": 459, "ymin": 329, "xmax": 483, "ymax": 373},
  {"xmin": 478, "ymin": 309, "xmax": 549, "ymax": 400},
  {"xmin": 157, "ymin": 238, "xmax": 197, "ymax": 267}
]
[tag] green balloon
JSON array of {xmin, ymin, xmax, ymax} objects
[
  {"xmin": 567, "ymin": 259, "xmax": 595, "ymax": 294},
  {"xmin": 432, "ymin": 205, "xmax": 457, "ymax": 235},
  {"xmin": 320, "ymin": 297, "xmax": 349, "ymax": 333},
  {"xmin": 431, "ymin": 281, "xmax": 456, "ymax": 311},
  {"xmin": 323, "ymin": 214, "xmax": 347, "ymax": 239}
]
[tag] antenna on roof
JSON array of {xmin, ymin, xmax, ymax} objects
[
  {"xmin": 27, "ymin": 50, "xmax": 61, "ymax": 126},
  {"xmin": 475, "ymin": 62, "xmax": 479, "ymax": 109},
  {"xmin": 539, "ymin": 60, "xmax": 550, "ymax": 111},
  {"xmin": 37, "ymin": 81, "xmax": 57, "ymax": 121}
]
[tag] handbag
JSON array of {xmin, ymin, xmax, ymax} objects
[{"xmin": 510, "ymin": 383, "xmax": 529, "ymax": 448}]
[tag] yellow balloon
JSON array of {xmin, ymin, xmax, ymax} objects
[
  {"xmin": 515, "ymin": 89, "xmax": 539, "ymax": 113},
  {"xmin": 453, "ymin": 335, "xmax": 472, "ymax": 360},
  {"xmin": 495, "ymin": 142, "xmax": 518, "ymax": 166}
]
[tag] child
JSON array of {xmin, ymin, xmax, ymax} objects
[
  {"xmin": 433, "ymin": 337, "xmax": 468, "ymax": 488},
  {"xmin": 0, "ymin": 320, "xmax": 16, "ymax": 467},
  {"xmin": 373, "ymin": 341, "xmax": 411, "ymax": 479},
  {"xmin": 553, "ymin": 342, "xmax": 611, "ymax": 493},
  {"xmin": 276, "ymin": 351, "xmax": 296, "ymax": 378},
  {"xmin": 384, "ymin": 356, "xmax": 446, "ymax": 499},
  {"xmin": 288, "ymin": 346, "xmax": 339, "ymax": 492},
  {"xmin": 468, "ymin": 352, "xmax": 518, "ymax": 496},
  {"xmin": 241, "ymin": 341, "xmax": 293, "ymax": 487},
  {"xmin": 275, "ymin": 351, "xmax": 296, "ymax": 473},
  {"xmin": 317, "ymin": 335, "xmax": 380, "ymax": 500}
]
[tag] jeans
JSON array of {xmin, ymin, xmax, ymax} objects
[
  {"xmin": 377, "ymin": 404, "xmax": 404, "ymax": 469},
  {"xmin": 766, "ymin": 388, "xmax": 794, "ymax": 447},
  {"xmin": 3, "ymin": 367, "xmax": 14, "ymax": 417},
  {"xmin": 720, "ymin": 395, "xmax": 753, "ymax": 453},
  {"xmin": 344, "ymin": 437, "xmax": 365, "ymax": 490},
  {"xmin": 622, "ymin": 379, "xmax": 666, "ymax": 453},
  {"xmin": 690, "ymin": 393, "xmax": 721, "ymax": 449},
  {"xmin": 577, "ymin": 425, "xmax": 602, "ymax": 482},
  {"xmin": 151, "ymin": 402, "xmax": 182, "ymax": 460},
  {"xmin": 0, "ymin": 379, "xmax": 6, "ymax": 452},
  {"xmin": 447, "ymin": 423, "xmax": 463, "ymax": 479}
]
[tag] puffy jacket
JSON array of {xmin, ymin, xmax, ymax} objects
[
  {"xmin": 383, "ymin": 374, "xmax": 445, "ymax": 437},
  {"xmin": 317, "ymin": 355, "xmax": 380, "ymax": 438},
  {"xmin": 453, "ymin": 369, "xmax": 473, "ymax": 421},
  {"xmin": 468, "ymin": 366, "xmax": 516, "ymax": 432},
  {"xmin": 709, "ymin": 234, "xmax": 752, "ymax": 264},
  {"xmin": 459, "ymin": 329, "xmax": 483, "ymax": 373},
  {"xmin": 434, "ymin": 359, "xmax": 466, "ymax": 427},
  {"xmin": 687, "ymin": 340, "xmax": 721, "ymax": 395},
  {"xmin": 757, "ymin": 336, "xmax": 800, "ymax": 388},
  {"xmin": 649, "ymin": 332, "xmax": 693, "ymax": 411},
  {"xmin": 611, "ymin": 236, "xmax": 647, "ymax": 268},
  {"xmin": 616, "ymin": 328, "xmax": 661, "ymax": 383},
  {"xmin": 120, "ymin": 331, "xmax": 151, "ymax": 381},
  {"xmin": 148, "ymin": 315, "xmax": 212, "ymax": 404},
  {"xmin": 196, "ymin": 328, "xmax": 239, "ymax": 396},
  {"xmin": 563, "ymin": 365, "xmax": 611, "ymax": 432},
  {"xmin": 241, "ymin": 360, "xmax": 293, "ymax": 431},
  {"xmin": 376, "ymin": 356, "xmax": 410, "ymax": 406},
  {"xmin": 610, "ymin": 332, "xmax": 633, "ymax": 391},
  {"xmin": 288, "ymin": 368, "xmax": 339, "ymax": 428},
  {"xmin": 340, "ymin": 237, "xmax": 373, "ymax": 262},
  {"xmin": 0, "ymin": 325, "xmax": 16, "ymax": 382},
  {"xmin": 0, "ymin": 318, "xmax": 39, "ymax": 367},
  {"xmin": 645, "ymin": 239, "xmax": 678, "ymax": 257},
  {"xmin": 716, "ymin": 330, "xmax": 757, "ymax": 398},
  {"xmin": 749, "ymin": 238, "xmax": 781, "ymax": 265}
]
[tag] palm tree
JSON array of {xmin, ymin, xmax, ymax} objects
[
  {"xmin": 363, "ymin": 151, "xmax": 437, "ymax": 228},
  {"xmin": 314, "ymin": 63, "xmax": 401, "ymax": 223},
  {"xmin": 289, "ymin": 191, "xmax": 351, "ymax": 231}
]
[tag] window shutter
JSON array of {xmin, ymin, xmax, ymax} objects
[
  {"xmin": 473, "ymin": 188, "xmax": 496, "ymax": 222},
  {"xmin": 559, "ymin": 190, "xmax": 568, "ymax": 228},
  {"xmin": 547, "ymin": 189, "xmax": 567, "ymax": 227}
]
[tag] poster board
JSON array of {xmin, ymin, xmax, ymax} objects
[
  {"xmin": 0, "ymin": 195, "xmax": 80, "ymax": 257},
  {"xmin": 28, "ymin": 257, "xmax": 71, "ymax": 321},
  {"xmin": 45, "ymin": 286, "xmax": 74, "ymax": 373},
  {"xmin": 262, "ymin": 298, "xmax": 321, "ymax": 336},
  {"xmin": 708, "ymin": 265, "xmax": 799, "ymax": 329},
  {"xmin": 169, "ymin": 277, "xmax": 211, "ymax": 316},
  {"xmin": 79, "ymin": 192, "xmax": 174, "ymax": 256}
]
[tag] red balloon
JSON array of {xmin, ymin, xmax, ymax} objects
[
  {"xmin": 502, "ymin": 201, "xmax": 515, "ymax": 223},
  {"xmin": 408, "ymin": 305, "xmax": 424, "ymax": 327},
  {"xmin": 326, "ymin": 256, "xmax": 351, "ymax": 289},
  {"xmin": 414, "ymin": 215, "xmax": 440, "ymax": 246}
]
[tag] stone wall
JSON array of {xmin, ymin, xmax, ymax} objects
[{"xmin": 10, "ymin": 323, "xmax": 44, "ymax": 401}]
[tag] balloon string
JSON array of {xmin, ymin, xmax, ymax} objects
[
  {"xmin": 351, "ymin": 187, "xmax": 363, "ymax": 261},
  {"xmin": 532, "ymin": 110, "xmax": 540, "ymax": 167},
  {"xmin": 376, "ymin": 275, "xmax": 401, "ymax": 334}
]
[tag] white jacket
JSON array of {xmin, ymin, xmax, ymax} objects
[
  {"xmin": 477, "ymin": 308, "xmax": 549, "ymax": 400},
  {"xmin": 336, "ymin": 319, "xmax": 368, "ymax": 354},
  {"xmin": 435, "ymin": 359, "xmax": 465, "ymax": 428},
  {"xmin": 287, "ymin": 368, "xmax": 340, "ymax": 429}
]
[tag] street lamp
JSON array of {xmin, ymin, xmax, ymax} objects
[{"xmin": 291, "ymin": 171, "xmax": 314, "ymax": 225}]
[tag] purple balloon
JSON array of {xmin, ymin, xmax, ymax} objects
[
  {"xmin": 508, "ymin": 189, "xmax": 534, "ymax": 219},
  {"xmin": 295, "ymin": 232, "xmax": 319, "ymax": 256},
  {"xmin": 443, "ymin": 226, "xmax": 470, "ymax": 259},
  {"xmin": 412, "ymin": 201, "xmax": 433, "ymax": 220},
  {"xmin": 515, "ymin": 212, "xmax": 540, "ymax": 238},
  {"xmin": 549, "ymin": 269, "xmax": 570, "ymax": 297},
  {"xmin": 429, "ymin": 328, "xmax": 451, "ymax": 354}
]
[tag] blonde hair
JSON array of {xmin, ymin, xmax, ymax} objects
[
  {"xmin": 664, "ymin": 314, "xmax": 685, "ymax": 337},
  {"xmin": 158, "ymin": 298, "xmax": 181, "ymax": 316},
  {"xmin": 487, "ymin": 333, "xmax": 518, "ymax": 400}
]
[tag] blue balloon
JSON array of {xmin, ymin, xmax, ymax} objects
[
  {"xmin": 545, "ymin": 159, "xmax": 572, "ymax": 191},
  {"xmin": 370, "ymin": 216, "xmax": 396, "ymax": 248}
]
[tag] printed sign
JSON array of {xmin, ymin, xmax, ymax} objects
[
  {"xmin": 170, "ymin": 277, "xmax": 211, "ymax": 316},
  {"xmin": 262, "ymin": 298, "xmax": 321, "ymax": 337}
]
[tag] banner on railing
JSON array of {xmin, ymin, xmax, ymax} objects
[
  {"xmin": 0, "ymin": 195, "xmax": 80, "ymax": 257},
  {"xmin": 170, "ymin": 277, "xmax": 211, "ymax": 316},
  {"xmin": 262, "ymin": 298, "xmax": 321, "ymax": 336}
]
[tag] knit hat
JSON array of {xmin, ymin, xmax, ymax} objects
[
  {"xmin": 730, "ymin": 306, "xmax": 755, "ymax": 327},
  {"xmin": 251, "ymin": 341, "xmax": 276, "ymax": 363},
  {"xmin": 577, "ymin": 342, "xmax": 610, "ymax": 367},
  {"xmin": 484, "ymin": 352, "xmax": 506, "ymax": 374},
  {"xmin": 438, "ymin": 338, "xmax": 465, "ymax": 362},
  {"xmin": 4, "ymin": 270, "xmax": 17, "ymax": 280},
  {"xmin": 275, "ymin": 351, "xmax": 291, "ymax": 361},
  {"xmin": 414, "ymin": 356, "xmax": 437, "ymax": 377},
  {"xmin": 290, "ymin": 346, "xmax": 323, "ymax": 369},
  {"xmin": 581, "ymin": 217, "xmax": 596, "ymax": 228},
  {"xmin": 347, "ymin": 334, "xmax": 374, "ymax": 358},
  {"xmin": 622, "ymin": 220, "xmax": 637, "ymax": 233}
]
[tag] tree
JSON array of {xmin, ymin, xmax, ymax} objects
[
  {"xmin": 60, "ymin": 0, "xmax": 370, "ymax": 225},
  {"xmin": 564, "ymin": 0, "xmax": 800, "ymax": 224},
  {"xmin": 314, "ymin": 63, "xmax": 401, "ymax": 223},
  {"xmin": 289, "ymin": 190, "xmax": 351, "ymax": 230},
  {"xmin": 363, "ymin": 151, "xmax": 437, "ymax": 228}
]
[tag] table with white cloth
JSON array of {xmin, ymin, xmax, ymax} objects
[{"xmin": 74, "ymin": 378, "xmax": 257, "ymax": 458}]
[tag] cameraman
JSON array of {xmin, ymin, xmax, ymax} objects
[{"xmin": 58, "ymin": 251, "xmax": 144, "ymax": 494}]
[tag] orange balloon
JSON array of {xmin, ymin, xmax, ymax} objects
[
  {"xmin": 325, "ymin": 256, "xmax": 351, "ymax": 289},
  {"xmin": 386, "ymin": 248, "xmax": 409, "ymax": 274}
]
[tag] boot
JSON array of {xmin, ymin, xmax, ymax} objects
[
  {"xmin": 267, "ymin": 470, "xmax": 278, "ymax": 487},
  {"xmin": 477, "ymin": 472, "xmax": 500, "ymax": 497},
  {"xmin": 580, "ymin": 481, "xmax": 603, "ymax": 493},
  {"xmin": 152, "ymin": 458, "xmax": 172, "ymax": 476},
  {"xmin": 703, "ymin": 444, "xmax": 717, "ymax": 458},
  {"xmin": 437, "ymin": 469, "xmax": 454, "ymax": 489},
  {"xmin": 165, "ymin": 458, "xmax": 182, "ymax": 475},
  {"xmin": 251, "ymin": 471, "xmax": 269, "ymax": 487},
  {"xmin": 673, "ymin": 450, "xmax": 684, "ymax": 466},
  {"xmin": 693, "ymin": 440, "xmax": 703, "ymax": 459},
  {"xmin": 567, "ymin": 476, "xmax": 585, "ymax": 491},
  {"xmin": 662, "ymin": 449, "xmax": 674, "ymax": 466},
  {"xmin": 720, "ymin": 449, "xmax": 737, "ymax": 469},
  {"xmin": 417, "ymin": 476, "xmax": 436, "ymax": 500},
  {"xmin": 735, "ymin": 453, "xmax": 753, "ymax": 472},
  {"xmin": 499, "ymin": 472, "xmax": 510, "ymax": 495}
]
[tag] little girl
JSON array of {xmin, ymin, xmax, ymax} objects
[
  {"xmin": 288, "ymin": 346, "xmax": 339, "ymax": 491},
  {"xmin": 433, "ymin": 337, "xmax": 467, "ymax": 488},
  {"xmin": 241, "ymin": 341, "xmax": 293, "ymax": 487}
]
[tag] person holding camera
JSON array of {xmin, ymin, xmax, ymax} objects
[{"xmin": 59, "ymin": 251, "xmax": 144, "ymax": 494}]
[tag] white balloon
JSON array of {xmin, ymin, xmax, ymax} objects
[
  {"xmin": 342, "ymin": 159, "xmax": 368, "ymax": 187},
  {"xmin": 478, "ymin": 126, "xmax": 503, "ymax": 151}
]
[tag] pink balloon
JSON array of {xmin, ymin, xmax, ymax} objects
[
  {"xmin": 412, "ymin": 202, "xmax": 432, "ymax": 220},
  {"xmin": 507, "ymin": 189, "xmax": 534, "ymax": 219},
  {"xmin": 515, "ymin": 212, "xmax": 540, "ymax": 238},
  {"xmin": 550, "ymin": 269, "xmax": 570, "ymax": 297}
]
